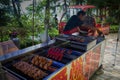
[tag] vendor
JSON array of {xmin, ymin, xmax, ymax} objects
[
  {"xmin": 63, "ymin": 11, "xmax": 100, "ymax": 37},
  {"xmin": 83, "ymin": 15, "xmax": 96, "ymax": 27},
  {"xmin": 63, "ymin": 11, "xmax": 85, "ymax": 35}
]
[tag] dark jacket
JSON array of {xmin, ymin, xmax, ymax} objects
[{"xmin": 63, "ymin": 15, "xmax": 83, "ymax": 31}]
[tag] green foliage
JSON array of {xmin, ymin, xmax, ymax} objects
[
  {"xmin": 0, "ymin": 0, "xmax": 10, "ymax": 5},
  {"xmin": 105, "ymin": 17, "xmax": 118, "ymax": 25},
  {"xmin": 110, "ymin": 25, "xmax": 119, "ymax": 33},
  {"xmin": 0, "ymin": 0, "xmax": 11, "ymax": 26},
  {"xmin": 0, "ymin": 27, "xmax": 12, "ymax": 41},
  {"xmin": 48, "ymin": 27, "xmax": 59, "ymax": 38},
  {"xmin": 20, "ymin": 38, "xmax": 40, "ymax": 49},
  {"xmin": 87, "ymin": 0, "xmax": 120, "ymax": 24}
]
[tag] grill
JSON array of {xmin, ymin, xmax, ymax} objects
[{"xmin": 56, "ymin": 35, "xmax": 97, "ymax": 51}]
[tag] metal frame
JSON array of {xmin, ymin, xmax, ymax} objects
[
  {"xmin": 0, "ymin": 62, "xmax": 7, "ymax": 80},
  {"xmin": 0, "ymin": 39, "xmax": 106, "ymax": 80},
  {"xmin": 113, "ymin": 24, "xmax": 120, "ymax": 66},
  {"xmin": 44, "ymin": 40, "xmax": 106, "ymax": 80}
]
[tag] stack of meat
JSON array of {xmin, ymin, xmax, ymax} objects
[
  {"xmin": 47, "ymin": 47, "xmax": 72, "ymax": 61},
  {"xmin": 13, "ymin": 61, "xmax": 47, "ymax": 80},
  {"xmin": 31, "ymin": 55, "xmax": 53, "ymax": 70},
  {"xmin": 47, "ymin": 48, "xmax": 65, "ymax": 61}
]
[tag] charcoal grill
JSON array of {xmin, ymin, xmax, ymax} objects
[{"xmin": 56, "ymin": 35, "xmax": 97, "ymax": 51}]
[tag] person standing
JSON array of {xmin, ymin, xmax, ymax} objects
[
  {"xmin": 54, "ymin": 14, "xmax": 58, "ymax": 28},
  {"xmin": 63, "ymin": 10, "xmax": 86, "ymax": 34},
  {"xmin": 63, "ymin": 10, "xmax": 100, "ymax": 37}
]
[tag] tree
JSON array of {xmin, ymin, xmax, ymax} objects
[
  {"xmin": 0, "ymin": 0, "xmax": 10, "ymax": 26},
  {"xmin": 70, "ymin": 0, "xmax": 85, "ymax": 5},
  {"xmin": 44, "ymin": 0, "xmax": 50, "ymax": 27},
  {"xmin": 105, "ymin": 0, "xmax": 120, "ymax": 23},
  {"xmin": 87, "ymin": 0, "xmax": 120, "ymax": 24},
  {"xmin": 11, "ymin": 0, "xmax": 23, "ymax": 27},
  {"xmin": 60, "ymin": 0, "xmax": 67, "ymax": 22}
]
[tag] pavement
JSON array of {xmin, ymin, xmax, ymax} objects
[{"xmin": 90, "ymin": 33, "xmax": 120, "ymax": 80}]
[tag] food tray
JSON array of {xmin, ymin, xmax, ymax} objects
[
  {"xmin": 2, "ymin": 54, "xmax": 65, "ymax": 80},
  {"xmin": 35, "ymin": 48, "xmax": 78, "ymax": 64},
  {"xmin": 2, "ymin": 42, "xmax": 84, "ymax": 80},
  {"xmin": 3, "ymin": 67, "xmax": 26, "ymax": 80},
  {"xmin": 56, "ymin": 35, "xmax": 97, "ymax": 51}
]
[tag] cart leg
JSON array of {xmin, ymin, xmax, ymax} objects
[
  {"xmin": 99, "ymin": 64, "xmax": 103, "ymax": 69},
  {"xmin": 95, "ymin": 64, "xmax": 104, "ymax": 75}
]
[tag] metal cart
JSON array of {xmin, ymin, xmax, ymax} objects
[{"xmin": 0, "ymin": 35, "xmax": 105, "ymax": 80}]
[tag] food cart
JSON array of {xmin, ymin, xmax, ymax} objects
[
  {"xmin": 58, "ymin": 5, "xmax": 110, "ymax": 35},
  {"xmin": 0, "ymin": 34, "xmax": 105, "ymax": 80}
]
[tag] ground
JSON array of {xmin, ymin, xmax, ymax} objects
[{"xmin": 91, "ymin": 33, "xmax": 120, "ymax": 80}]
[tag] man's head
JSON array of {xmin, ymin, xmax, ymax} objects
[{"xmin": 77, "ymin": 10, "xmax": 86, "ymax": 21}]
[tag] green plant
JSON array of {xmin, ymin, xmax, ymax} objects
[
  {"xmin": 110, "ymin": 25, "xmax": 119, "ymax": 33},
  {"xmin": 105, "ymin": 17, "xmax": 118, "ymax": 24},
  {"xmin": 48, "ymin": 27, "xmax": 59, "ymax": 38}
]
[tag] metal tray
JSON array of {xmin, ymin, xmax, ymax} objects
[
  {"xmin": 35, "ymin": 49, "xmax": 78, "ymax": 64},
  {"xmin": 3, "ymin": 67, "xmax": 27, "ymax": 80},
  {"xmin": 56, "ymin": 35, "xmax": 97, "ymax": 51},
  {"xmin": 2, "ymin": 54, "xmax": 65, "ymax": 80}
]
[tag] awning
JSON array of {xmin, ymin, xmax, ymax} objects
[{"xmin": 69, "ymin": 5, "xmax": 96, "ymax": 11}]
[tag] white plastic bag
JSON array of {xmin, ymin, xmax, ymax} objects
[{"xmin": 40, "ymin": 31, "xmax": 50, "ymax": 43}]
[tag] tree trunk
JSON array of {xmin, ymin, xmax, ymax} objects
[
  {"xmin": 75, "ymin": 0, "xmax": 79, "ymax": 5},
  {"xmin": 44, "ymin": 0, "xmax": 50, "ymax": 43},
  {"xmin": 12, "ymin": 0, "xmax": 17, "ymax": 16},
  {"xmin": 53, "ymin": 0, "xmax": 56, "ymax": 14},
  {"xmin": 0, "ymin": 30, "xmax": 3, "ymax": 42},
  {"xmin": 12, "ymin": 0, "xmax": 23, "ymax": 27},
  {"xmin": 75, "ymin": 0, "xmax": 83, "ymax": 5},
  {"xmin": 32, "ymin": 0, "xmax": 35, "ymax": 45},
  {"xmin": 44, "ymin": 0, "xmax": 50, "ymax": 26},
  {"xmin": 80, "ymin": 0, "xmax": 83, "ymax": 5},
  {"xmin": 99, "ymin": 8, "xmax": 102, "ymax": 21},
  {"xmin": 96, "ymin": 8, "xmax": 98, "ymax": 16},
  {"xmin": 16, "ymin": 0, "xmax": 21, "ymax": 18},
  {"xmin": 60, "ymin": 0, "xmax": 67, "ymax": 22},
  {"xmin": 105, "ymin": 7, "xmax": 107, "ymax": 19}
]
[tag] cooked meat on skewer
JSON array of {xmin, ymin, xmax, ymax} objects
[
  {"xmin": 13, "ymin": 61, "xmax": 47, "ymax": 80},
  {"xmin": 31, "ymin": 56, "xmax": 53, "ymax": 70}
]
